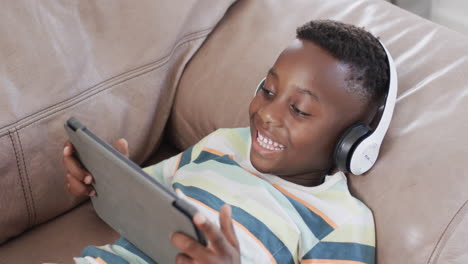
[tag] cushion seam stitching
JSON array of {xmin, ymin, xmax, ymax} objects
[
  {"xmin": 0, "ymin": 27, "xmax": 213, "ymax": 134},
  {"xmin": 17, "ymin": 131, "xmax": 37, "ymax": 225},
  {"xmin": 8, "ymin": 130, "xmax": 32, "ymax": 227},
  {"xmin": 13, "ymin": 33, "xmax": 207, "ymax": 133},
  {"xmin": 427, "ymin": 199, "xmax": 468, "ymax": 264}
]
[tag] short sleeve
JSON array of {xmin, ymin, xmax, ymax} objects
[
  {"xmin": 300, "ymin": 211, "xmax": 376, "ymax": 264},
  {"xmin": 142, "ymin": 153, "xmax": 181, "ymax": 187},
  {"xmin": 142, "ymin": 131, "xmax": 214, "ymax": 187}
]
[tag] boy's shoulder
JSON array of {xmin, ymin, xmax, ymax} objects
[
  {"xmin": 210, "ymin": 127, "xmax": 250, "ymax": 138},
  {"xmin": 191, "ymin": 127, "xmax": 251, "ymax": 159},
  {"xmin": 306, "ymin": 173, "xmax": 375, "ymax": 247},
  {"xmin": 202, "ymin": 127, "xmax": 250, "ymax": 148},
  {"xmin": 289, "ymin": 172, "xmax": 374, "ymax": 228},
  {"xmin": 328, "ymin": 173, "xmax": 374, "ymax": 221}
]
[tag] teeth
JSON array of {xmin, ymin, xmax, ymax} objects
[{"xmin": 256, "ymin": 131, "xmax": 285, "ymax": 151}]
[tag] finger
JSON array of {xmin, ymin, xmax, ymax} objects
[
  {"xmin": 193, "ymin": 213, "xmax": 231, "ymax": 254},
  {"xmin": 220, "ymin": 204, "xmax": 239, "ymax": 250},
  {"xmin": 63, "ymin": 143, "xmax": 92, "ymax": 184},
  {"xmin": 63, "ymin": 154, "xmax": 90, "ymax": 182},
  {"xmin": 66, "ymin": 173, "xmax": 95, "ymax": 197},
  {"xmin": 114, "ymin": 138, "xmax": 129, "ymax": 157},
  {"xmin": 63, "ymin": 141, "xmax": 73, "ymax": 157},
  {"xmin": 175, "ymin": 253, "xmax": 193, "ymax": 264},
  {"xmin": 171, "ymin": 232, "xmax": 211, "ymax": 262},
  {"xmin": 63, "ymin": 155, "xmax": 93, "ymax": 184}
]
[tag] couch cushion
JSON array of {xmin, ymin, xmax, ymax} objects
[
  {"xmin": 168, "ymin": 0, "xmax": 468, "ymax": 263},
  {"xmin": 0, "ymin": 0, "xmax": 236, "ymax": 243},
  {"xmin": 0, "ymin": 201, "xmax": 118, "ymax": 264},
  {"xmin": 0, "ymin": 142, "xmax": 180, "ymax": 263}
]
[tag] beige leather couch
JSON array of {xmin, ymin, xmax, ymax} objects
[{"xmin": 1, "ymin": 0, "xmax": 467, "ymax": 263}]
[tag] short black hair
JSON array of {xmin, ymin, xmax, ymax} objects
[{"xmin": 296, "ymin": 19, "xmax": 389, "ymax": 106}]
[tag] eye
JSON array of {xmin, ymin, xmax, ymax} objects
[
  {"xmin": 261, "ymin": 86, "xmax": 275, "ymax": 98},
  {"xmin": 290, "ymin": 104, "xmax": 311, "ymax": 117}
]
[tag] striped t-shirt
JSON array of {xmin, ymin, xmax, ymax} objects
[{"xmin": 76, "ymin": 127, "xmax": 375, "ymax": 264}]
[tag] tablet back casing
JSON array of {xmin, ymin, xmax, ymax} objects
[{"xmin": 65, "ymin": 118, "xmax": 204, "ymax": 263}]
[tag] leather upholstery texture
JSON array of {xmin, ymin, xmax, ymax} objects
[
  {"xmin": 0, "ymin": 0, "xmax": 236, "ymax": 245},
  {"xmin": 1, "ymin": 0, "xmax": 467, "ymax": 263},
  {"xmin": 169, "ymin": 0, "xmax": 468, "ymax": 263}
]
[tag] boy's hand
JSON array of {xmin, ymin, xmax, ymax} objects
[
  {"xmin": 171, "ymin": 204, "xmax": 240, "ymax": 264},
  {"xmin": 63, "ymin": 138, "xmax": 129, "ymax": 197}
]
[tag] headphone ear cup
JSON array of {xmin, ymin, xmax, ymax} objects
[{"xmin": 334, "ymin": 124, "xmax": 372, "ymax": 173}]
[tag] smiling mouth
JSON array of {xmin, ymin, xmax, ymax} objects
[{"xmin": 256, "ymin": 131, "xmax": 285, "ymax": 151}]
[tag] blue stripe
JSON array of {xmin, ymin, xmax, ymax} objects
[
  {"xmin": 114, "ymin": 237, "xmax": 158, "ymax": 264},
  {"xmin": 193, "ymin": 150, "xmax": 239, "ymax": 166},
  {"xmin": 173, "ymin": 183, "xmax": 294, "ymax": 264},
  {"xmin": 282, "ymin": 195, "xmax": 334, "ymax": 240},
  {"xmin": 303, "ymin": 241, "xmax": 375, "ymax": 264},
  {"xmin": 81, "ymin": 246, "xmax": 129, "ymax": 264},
  {"xmin": 178, "ymin": 146, "xmax": 193, "ymax": 170}
]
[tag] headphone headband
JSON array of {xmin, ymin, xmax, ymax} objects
[
  {"xmin": 347, "ymin": 40, "xmax": 398, "ymax": 175},
  {"xmin": 365, "ymin": 41, "xmax": 398, "ymax": 144}
]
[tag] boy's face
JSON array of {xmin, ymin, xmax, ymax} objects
[{"xmin": 249, "ymin": 39, "xmax": 374, "ymax": 185}]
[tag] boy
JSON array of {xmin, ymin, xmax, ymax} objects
[{"xmin": 64, "ymin": 19, "xmax": 389, "ymax": 264}]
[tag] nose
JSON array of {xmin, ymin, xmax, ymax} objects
[{"xmin": 257, "ymin": 100, "xmax": 283, "ymax": 128}]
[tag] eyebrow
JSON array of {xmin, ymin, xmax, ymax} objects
[
  {"xmin": 295, "ymin": 86, "xmax": 320, "ymax": 102},
  {"xmin": 267, "ymin": 68, "xmax": 320, "ymax": 102},
  {"xmin": 268, "ymin": 68, "xmax": 279, "ymax": 79}
]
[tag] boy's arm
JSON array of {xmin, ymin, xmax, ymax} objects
[
  {"xmin": 142, "ymin": 131, "xmax": 213, "ymax": 187},
  {"xmin": 142, "ymin": 152, "xmax": 181, "ymax": 187}
]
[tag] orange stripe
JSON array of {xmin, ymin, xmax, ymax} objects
[
  {"xmin": 241, "ymin": 167, "xmax": 262, "ymax": 178},
  {"xmin": 273, "ymin": 184, "xmax": 338, "ymax": 229},
  {"xmin": 193, "ymin": 147, "xmax": 259, "ymax": 179},
  {"xmin": 95, "ymin": 257, "xmax": 109, "ymax": 264},
  {"xmin": 202, "ymin": 148, "xmax": 260, "ymax": 179},
  {"xmin": 176, "ymin": 191, "xmax": 278, "ymax": 264},
  {"xmin": 203, "ymin": 147, "xmax": 225, "ymax": 157},
  {"xmin": 302, "ymin": 259, "xmax": 366, "ymax": 264},
  {"xmin": 173, "ymin": 153, "xmax": 182, "ymax": 174},
  {"xmin": 203, "ymin": 148, "xmax": 257, "ymax": 177},
  {"xmin": 202, "ymin": 147, "xmax": 234, "ymax": 160}
]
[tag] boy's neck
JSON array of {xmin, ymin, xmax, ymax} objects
[{"xmin": 278, "ymin": 171, "xmax": 328, "ymax": 187}]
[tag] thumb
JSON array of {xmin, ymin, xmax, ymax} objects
[
  {"xmin": 114, "ymin": 138, "xmax": 129, "ymax": 157},
  {"xmin": 220, "ymin": 204, "xmax": 239, "ymax": 250}
]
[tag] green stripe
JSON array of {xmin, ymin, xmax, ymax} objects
[
  {"xmin": 81, "ymin": 246, "xmax": 129, "ymax": 264},
  {"xmin": 113, "ymin": 237, "xmax": 157, "ymax": 264}
]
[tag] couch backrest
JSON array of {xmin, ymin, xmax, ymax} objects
[
  {"xmin": 168, "ymin": 0, "xmax": 468, "ymax": 263},
  {"xmin": 0, "ymin": 0, "xmax": 236, "ymax": 244}
]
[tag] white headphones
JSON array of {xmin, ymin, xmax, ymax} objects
[
  {"xmin": 333, "ymin": 40, "xmax": 397, "ymax": 175},
  {"xmin": 254, "ymin": 40, "xmax": 397, "ymax": 175}
]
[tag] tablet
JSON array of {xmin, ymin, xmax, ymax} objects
[{"xmin": 64, "ymin": 117, "xmax": 206, "ymax": 263}]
